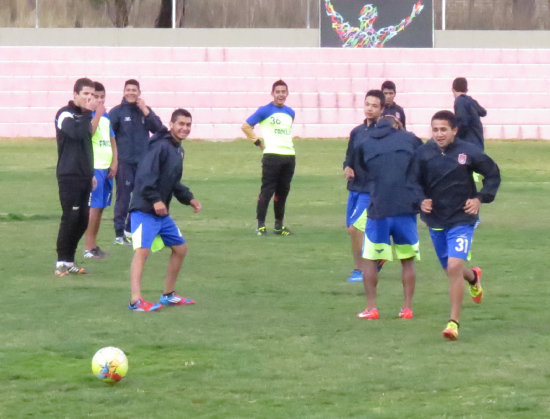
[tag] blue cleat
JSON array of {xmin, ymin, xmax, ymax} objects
[{"xmin": 347, "ymin": 269, "xmax": 363, "ymax": 282}]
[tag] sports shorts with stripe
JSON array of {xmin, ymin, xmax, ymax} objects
[
  {"xmin": 362, "ymin": 214, "xmax": 420, "ymax": 261},
  {"xmin": 429, "ymin": 224, "xmax": 475, "ymax": 269}
]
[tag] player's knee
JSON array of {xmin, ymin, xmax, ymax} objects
[{"xmin": 172, "ymin": 243, "xmax": 188, "ymax": 258}]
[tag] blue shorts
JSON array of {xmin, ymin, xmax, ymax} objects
[
  {"xmin": 362, "ymin": 214, "xmax": 420, "ymax": 261},
  {"xmin": 89, "ymin": 169, "xmax": 113, "ymax": 209},
  {"xmin": 429, "ymin": 225, "xmax": 475, "ymax": 269},
  {"xmin": 346, "ymin": 191, "xmax": 370, "ymax": 229},
  {"xmin": 130, "ymin": 211, "xmax": 186, "ymax": 250}
]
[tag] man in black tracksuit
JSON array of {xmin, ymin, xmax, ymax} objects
[
  {"xmin": 452, "ymin": 77, "xmax": 487, "ymax": 150},
  {"xmin": 415, "ymin": 110, "xmax": 500, "ymax": 340},
  {"xmin": 109, "ymin": 79, "xmax": 162, "ymax": 245},
  {"xmin": 127, "ymin": 109, "xmax": 202, "ymax": 312},
  {"xmin": 54, "ymin": 77, "xmax": 102, "ymax": 277}
]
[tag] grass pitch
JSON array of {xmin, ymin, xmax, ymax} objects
[{"xmin": 0, "ymin": 138, "xmax": 549, "ymax": 418}]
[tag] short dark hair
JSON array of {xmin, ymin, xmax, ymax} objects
[
  {"xmin": 381, "ymin": 80, "xmax": 396, "ymax": 92},
  {"xmin": 73, "ymin": 78, "xmax": 94, "ymax": 94},
  {"xmin": 93, "ymin": 81, "xmax": 105, "ymax": 92},
  {"xmin": 365, "ymin": 89, "xmax": 385, "ymax": 107},
  {"xmin": 272, "ymin": 79, "xmax": 288, "ymax": 93},
  {"xmin": 125, "ymin": 79, "xmax": 140, "ymax": 90},
  {"xmin": 171, "ymin": 108, "xmax": 192, "ymax": 123},
  {"xmin": 452, "ymin": 77, "xmax": 468, "ymax": 93},
  {"xmin": 432, "ymin": 110, "xmax": 457, "ymax": 129}
]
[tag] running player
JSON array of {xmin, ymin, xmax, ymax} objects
[
  {"xmin": 241, "ymin": 80, "xmax": 295, "ymax": 236},
  {"xmin": 415, "ymin": 110, "xmax": 500, "ymax": 340}
]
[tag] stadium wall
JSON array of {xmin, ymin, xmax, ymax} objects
[{"xmin": 1, "ymin": 30, "xmax": 550, "ymax": 140}]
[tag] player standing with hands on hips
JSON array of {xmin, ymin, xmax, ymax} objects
[
  {"xmin": 128, "ymin": 109, "xmax": 202, "ymax": 312},
  {"xmin": 242, "ymin": 80, "xmax": 296, "ymax": 237},
  {"xmin": 415, "ymin": 110, "xmax": 500, "ymax": 340}
]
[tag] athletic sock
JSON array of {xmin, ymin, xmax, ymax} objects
[
  {"xmin": 274, "ymin": 219, "xmax": 283, "ymax": 230},
  {"xmin": 257, "ymin": 221, "xmax": 266, "ymax": 229},
  {"xmin": 467, "ymin": 269, "xmax": 478, "ymax": 285}
]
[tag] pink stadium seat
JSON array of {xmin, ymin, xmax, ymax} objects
[{"xmin": 0, "ymin": 46, "xmax": 548, "ymax": 140}]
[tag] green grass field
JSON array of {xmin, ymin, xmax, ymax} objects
[{"xmin": 0, "ymin": 138, "xmax": 549, "ymax": 418}]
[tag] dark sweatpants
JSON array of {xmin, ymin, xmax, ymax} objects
[
  {"xmin": 113, "ymin": 161, "xmax": 137, "ymax": 236},
  {"xmin": 56, "ymin": 177, "xmax": 91, "ymax": 262},
  {"xmin": 257, "ymin": 154, "xmax": 295, "ymax": 225}
]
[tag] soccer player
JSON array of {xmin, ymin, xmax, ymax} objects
[
  {"xmin": 381, "ymin": 80, "xmax": 406, "ymax": 130},
  {"xmin": 452, "ymin": 77, "xmax": 487, "ymax": 150},
  {"xmin": 356, "ymin": 116, "xmax": 422, "ymax": 320},
  {"xmin": 54, "ymin": 78, "xmax": 102, "ymax": 277},
  {"xmin": 241, "ymin": 79, "xmax": 295, "ymax": 236},
  {"xmin": 83, "ymin": 81, "xmax": 118, "ymax": 259},
  {"xmin": 415, "ymin": 110, "xmax": 500, "ymax": 340},
  {"xmin": 343, "ymin": 89, "xmax": 385, "ymax": 282},
  {"xmin": 109, "ymin": 79, "xmax": 162, "ymax": 245},
  {"xmin": 128, "ymin": 108, "xmax": 202, "ymax": 312}
]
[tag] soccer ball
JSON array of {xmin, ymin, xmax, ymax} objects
[{"xmin": 91, "ymin": 346, "xmax": 128, "ymax": 383}]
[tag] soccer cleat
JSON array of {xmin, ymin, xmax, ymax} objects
[
  {"xmin": 377, "ymin": 259, "xmax": 386, "ymax": 272},
  {"xmin": 469, "ymin": 267, "xmax": 483, "ymax": 304},
  {"xmin": 68, "ymin": 264, "xmax": 88, "ymax": 274},
  {"xmin": 54, "ymin": 265, "xmax": 70, "ymax": 278},
  {"xmin": 256, "ymin": 226, "xmax": 267, "ymax": 237},
  {"xmin": 442, "ymin": 321, "xmax": 459, "ymax": 340},
  {"xmin": 357, "ymin": 307, "xmax": 379, "ymax": 319},
  {"xmin": 398, "ymin": 308, "xmax": 414, "ymax": 319},
  {"xmin": 273, "ymin": 226, "xmax": 292, "ymax": 236},
  {"xmin": 114, "ymin": 236, "xmax": 132, "ymax": 246},
  {"xmin": 83, "ymin": 247, "xmax": 109, "ymax": 259},
  {"xmin": 347, "ymin": 269, "xmax": 363, "ymax": 282},
  {"xmin": 160, "ymin": 292, "xmax": 195, "ymax": 306},
  {"xmin": 128, "ymin": 298, "xmax": 162, "ymax": 312}
]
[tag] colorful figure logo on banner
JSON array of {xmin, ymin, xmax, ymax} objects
[{"xmin": 324, "ymin": 0, "xmax": 425, "ymax": 48}]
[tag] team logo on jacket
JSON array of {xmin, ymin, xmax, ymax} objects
[
  {"xmin": 124, "ymin": 116, "xmax": 131, "ymax": 122},
  {"xmin": 458, "ymin": 153, "xmax": 468, "ymax": 165}
]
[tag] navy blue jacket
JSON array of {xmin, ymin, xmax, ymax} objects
[
  {"xmin": 414, "ymin": 138, "xmax": 500, "ymax": 229},
  {"xmin": 109, "ymin": 99, "xmax": 163, "ymax": 165},
  {"xmin": 129, "ymin": 127, "xmax": 194, "ymax": 216},
  {"xmin": 454, "ymin": 94, "xmax": 487, "ymax": 150},
  {"xmin": 343, "ymin": 121, "xmax": 374, "ymax": 193},
  {"xmin": 383, "ymin": 103, "xmax": 406, "ymax": 129},
  {"xmin": 55, "ymin": 101, "xmax": 93, "ymax": 180},
  {"xmin": 359, "ymin": 119, "xmax": 423, "ymax": 219}
]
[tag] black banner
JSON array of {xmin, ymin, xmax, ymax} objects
[{"xmin": 321, "ymin": 0, "xmax": 433, "ymax": 48}]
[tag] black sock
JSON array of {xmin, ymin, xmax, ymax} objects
[
  {"xmin": 163, "ymin": 291, "xmax": 174, "ymax": 297},
  {"xmin": 257, "ymin": 220, "xmax": 265, "ymax": 229},
  {"xmin": 274, "ymin": 219, "xmax": 283, "ymax": 230},
  {"xmin": 467, "ymin": 269, "xmax": 478, "ymax": 285}
]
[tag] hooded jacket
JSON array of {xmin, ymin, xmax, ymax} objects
[
  {"xmin": 343, "ymin": 121, "xmax": 375, "ymax": 193},
  {"xmin": 414, "ymin": 138, "xmax": 500, "ymax": 229},
  {"xmin": 54, "ymin": 100, "xmax": 93, "ymax": 180},
  {"xmin": 109, "ymin": 99, "xmax": 163, "ymax": 165},
  {"xmin": 454, "ymin": 94, "xmax": 487, "ymax": 150},
  {"xmin": 129, "ymin": 127, "xmax": 194, "ymax": 216},
  {"xmin": 359, "ymin": 118, "xmax": 423, "ymax": 219}
]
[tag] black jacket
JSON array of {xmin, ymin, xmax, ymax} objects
[
  {"xmin": 359, "ymin": 119, "xmax": 422, "ymax": 219},
  {"xmin": 454, "ymin": 94, "xmax": 487, "ymax": 150},
  {"xmin": 109, "ymin": 99, "xmax": 163, "ymax": 165},
  {"xmin": 129, "ymin": 127, "xmax": 194, "ymax": 216},
  {"xmin": 414, "ymin": 138, "xmax": 500, "ymax": 229},
  {"xmin": 343, "ymin": 121, "xmax": 374, "ymax": 193},
  {"xmin": 54, "ymin": 101, "xmax": 93, "ymax": 180},
  {"xmin": 383, "ymin": 103, "xmax": 406, "ymax": 129}
]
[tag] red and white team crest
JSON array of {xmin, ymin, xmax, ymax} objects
[{"xmin": 458, "ymin": 153, "xmax": 468, "ymax": 165}]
